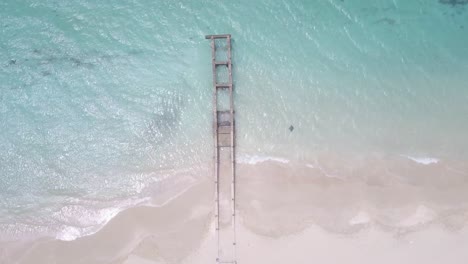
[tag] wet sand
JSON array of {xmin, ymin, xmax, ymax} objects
[
  {"xmin": 3, "ymin": 157, "xmax": 468, "ymax": 263},
  {"xmin": 1, "ymin": 179, "xmax": 213, "ymax": 264}
]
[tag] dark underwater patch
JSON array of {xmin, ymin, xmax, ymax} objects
[
  {"xmin": 439, "ymin": 0, "xmax": 468, "ymax": 6},
  {"xmin": 41, "ymin": 71, "xmax": 51, "ymax": 76},
  {"xmin": 374, "ymin": 17, "xmax": 397, "ymax": 25},
  {"xmin": 29, "ymin": 49, "xmax": 145, "ymax": 68},
  {"xmin": 146, "ymin": 93, "xmax": 184, "ymax": 146}
]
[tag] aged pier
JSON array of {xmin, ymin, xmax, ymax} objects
[{"xmin": 205, "ymin": 34, "xmax": 237, "ymax": 264}]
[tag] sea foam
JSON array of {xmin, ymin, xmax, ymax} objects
[
  {"xmin": 349, "ymin": 211, "xmax": 371, "ymax": 225},
  {"xmin": 237, "ymin": 154, "xmax": 290, "ymax": 165},
  {"xmin": 54, "ymin": 198, "xmax": 149, "ymax": 241},
  {"xmin": 403, "ymin": 155, "xmax": 440, "ymax": 165},
  {"xmin": 399, "ymin": 205, "xmax": 437, "ymax": 227}
]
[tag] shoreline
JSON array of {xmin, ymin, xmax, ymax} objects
[
  {"xmin": 2, "ymin": 158, "xmax": 468, "ymax": 263},
  {"xmin": 0, "ymin": 178, "xmax": 213, "ymax": 264}
]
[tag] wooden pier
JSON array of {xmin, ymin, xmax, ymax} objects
[{"xmin": 205, "ymin": 34, "xmax": 236, "ymax": 264}]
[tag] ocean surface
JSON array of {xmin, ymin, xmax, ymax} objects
[{"xmin": 1, "ymin": 0, "xmax": 468, "ymax": 241}]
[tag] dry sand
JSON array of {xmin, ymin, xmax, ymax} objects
[{"xmin": 2, "ymin": 158, "xmax": 468, "ymax": 264}]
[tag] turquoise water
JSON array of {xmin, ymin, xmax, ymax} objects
[{"xmin": 1, "ymin": 0, "xmax": 468, "ymax": 240}]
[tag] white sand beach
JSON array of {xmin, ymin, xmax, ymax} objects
[{"xmin": 3, "ymin": 157, "xmax": 468, "ymax": 264}]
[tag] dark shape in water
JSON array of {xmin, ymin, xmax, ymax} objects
[
  {"xmin": 127, "ymin": 50, "xmax": 143, "ymax": 55},
  {"xmin": 146, "ymin": 94, "xmax": 184, "ymax": 146},
  {"xmin": 147, "ymin": 109, "xmax": 178, "ymax": 145},
  {"xmin": 374, "ymin": 17, "xmax": 396, "ymax": 25},
  {"xmin": 70, "ymin": 57, "xmax": 82, "ymax": 65},
  {"xmin": 41, "ymin": 71, "xmax": 51, "ymax": 76},
  {"xmin": 289, "ymin": 125, "xmax": 294, "ymax": 132},
  {"xmin": 8, "ymin": 59, "xmax": 16, "ymax": 65},
  {"xmin": 439, "ymin": 0, "xmax": 468, "ymax": 6},
  {"xmin": 69, "ymin": 57, "xmax": 94, "ymax": 68},
  {"xmin": 27, "ymin": 50, "xmax": 143, "ymax": 69}
]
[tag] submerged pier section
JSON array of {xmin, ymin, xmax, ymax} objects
[{"xmin": 205, "ymin": 34, "xmax": 236, "ymax": 264}]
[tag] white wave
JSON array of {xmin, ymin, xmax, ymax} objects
[
  {"xmin": 54, "ymin": 175, "xmax": 199, "ymax": 242},
  {"xmin": 305, "ymin": 162, "xmax": 342, "ymax": 179},
  {"xmin": 52, "ymin": 169, "xmax": 200, "ymax": 242},
  {"xmin": 403, "ymin": 155, "xmax": 440, "ymax": 165},
  {"xmin": 56, "ymin": 226, "xmax": 87, "ymax": 241},
  {"xmin": 54, "ymin": 197, "xmax": 149, "ymax": 242},
  {"xmin": 237, "ymin": 154, "xmax": 290, "ymax": 165},
  {"xmin": 349, "ymin": 211, "xmax": 371, "ymax": 225},
  {"xmin": 399, "ymin": 205, "xmax": 436, "ymax": 227},
  {"xmin": 56, "ymin": 206, "xmax": 123, "ymax": 241}
]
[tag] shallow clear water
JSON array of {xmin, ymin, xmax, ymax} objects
[{"xmin": 1, "ymin": 0, "xmax": 468, "ymax": 241}]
